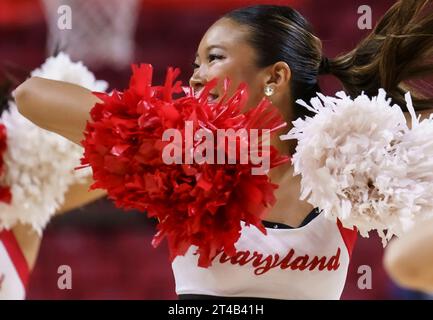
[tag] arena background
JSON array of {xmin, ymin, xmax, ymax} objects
[{"xmin": 0, "ymin": 0, "xmax": 429, "ymax": 299}]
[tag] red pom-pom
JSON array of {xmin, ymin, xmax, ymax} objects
[
  {"xmin": 0, "ymin": 124, "xmax": 11, "ymax": 204},
  {"xmin": 81, "ymin": 64, "xmax": 289, "ymax": 267}
]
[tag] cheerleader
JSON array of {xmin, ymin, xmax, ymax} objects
[
  {"xmin": 13, "ymin": 1, "xmax": 433, "ymax": 299},
  {"xmin": 0, "ymin": 53, "xmax": 106, "ymax": 300}
]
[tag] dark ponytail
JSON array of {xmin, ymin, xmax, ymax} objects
[
  {"xmin": 225, "ymin": 1, "xmax": 433, "ymax": 119},
  {"xmin": 328, "ymin": 0, "xmax": 433, "ymax": 110}
]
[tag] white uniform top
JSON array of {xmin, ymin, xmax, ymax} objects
[
  {"xmin": 172, "ymin": 211, "xmax": 357, "ymax": 300},
  {"xmin": 0, "ymin": 230, "xmax": 28, "ymax": 300}
]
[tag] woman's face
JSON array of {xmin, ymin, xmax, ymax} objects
[{"xmin": 190, "ymin": 18, "xmax": 267, "ymax": 109}]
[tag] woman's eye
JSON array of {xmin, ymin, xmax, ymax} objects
[
  {"xmin": 208, "ymin": 54, "xmax": 224, "ymax": 63},
  {"xmin": 192, "ymin": 62, "xmax": 200, "ymax": 69}
]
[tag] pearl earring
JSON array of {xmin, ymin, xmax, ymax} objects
[{"xmin": 264, "ymin": 85, "xmax": 275, "ymax": 97}]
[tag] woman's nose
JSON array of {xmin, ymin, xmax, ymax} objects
[
  {"xmin": 189, "ymin": 76, "xmax": 204, "ymax": 93},
  {"xmin": 189, "ymin": 67, "xmax": 207, "ymax": 93}
]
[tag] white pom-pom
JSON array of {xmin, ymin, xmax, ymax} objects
[
  {"xmin": 30, "ymin": 52, "xmax": 108, "ymax": 92},
  {"xmin": 0, "ymin": 52, "xmax": 108, "ymax": 233},
  {"xmin": 281, "ymin": 89, "xmax": 433, "ymax": 245},
  {"xmin": 0, "ymin": 105, "xmax": 88, "ymax": 233}
]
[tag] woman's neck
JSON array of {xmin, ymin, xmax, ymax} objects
[
  {"xmin": 261, "ymin": 127, "xmax": 313, "ymax": 227},
  {"xmin": 265, "ymin": 161, "xmax": 314, "ymax": 228}
]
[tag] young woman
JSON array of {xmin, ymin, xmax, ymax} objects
[
  {"xmin": 0, "ymin": 52, "xmax": 107, "ymax": 300},
  {"xmin": 13, "ymin": 1, "xmax": 433, "ymax": 299}
]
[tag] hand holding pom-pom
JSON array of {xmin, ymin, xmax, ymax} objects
[
  {"xmin": 281, "ymin": 89, "xmax": 433, "ymax": 245},
  {"xmin": 81, "ymin": 64, "xmax": 288, "ymax": 267}
]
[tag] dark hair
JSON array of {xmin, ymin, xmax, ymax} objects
[
  {"xmin": 0, "ymin": 63, "xmax": 27, "ymax": 114},
  {"xmin": 225, "ymin": 1, "xmax": 433, "ymax": 119}
]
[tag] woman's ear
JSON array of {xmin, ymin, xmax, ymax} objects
[{"xmin": 264, "ymin": 61, "xmax": 291, "ymax": 90}]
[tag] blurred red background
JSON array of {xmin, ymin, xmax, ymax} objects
[{"xmin": 1, "ymin": 0, "xmax": 426, "ymax": 300}]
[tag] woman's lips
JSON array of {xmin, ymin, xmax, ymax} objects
[
  {"xmin": 208, "ymin": 93, "xmax": 219, "ymax": 103},
  {"xmin": 195, "ymin": 89, "xmax": 219, "ymax": 103}
]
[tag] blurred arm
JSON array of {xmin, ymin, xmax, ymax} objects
[
  {"xmin": 14, "ymin": 77, "xmax": 101, "ymax": 145},
  {"xmin": 12, "ymin": 178, "xmax": 106, "ymax": 270},
  {"xmin": 57, "ymin": 177, "xmax": 106, "ymax": 214},
  {"xmin": 384, "ymin": 218, "xmax": 433, "ymax": 293},
  {"xmin": 11, "ymin": 223, "xmax": 41, "ymax": 271}
]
